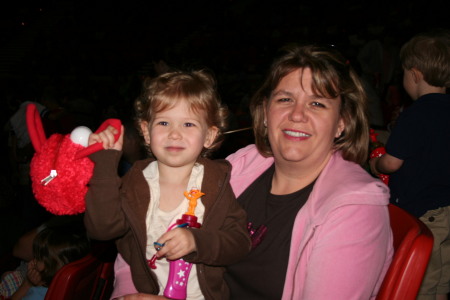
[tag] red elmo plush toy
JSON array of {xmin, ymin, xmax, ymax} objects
[{"xmin": 26, "ymin": 103, "xmax": 121, "ymax": 215}]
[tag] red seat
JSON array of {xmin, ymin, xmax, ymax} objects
[
  {"xmin": 45, "ymin": 241, "xmax": 116, "ymax": 300},
  {"xmin": 377, "ymin": 204, "xmax": 434, "ymax": 300}
]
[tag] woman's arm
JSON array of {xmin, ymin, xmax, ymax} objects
[{"xmin": 301, "ymin": 204, "xmax": 392, "ymax": 299}]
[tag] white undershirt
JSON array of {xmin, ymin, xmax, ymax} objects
[{"xmin": 143, "ymin": 161, "xmax": 205, "ymax": 300}]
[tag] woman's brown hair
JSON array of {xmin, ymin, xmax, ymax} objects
[{"xmin": 251, "ymin": 44, "xmax": 369, "ymax": 164}]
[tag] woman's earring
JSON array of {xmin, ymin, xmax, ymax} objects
[{"xmin": 264, "ymin": 120, "xmax": 267, "ymax": 127}]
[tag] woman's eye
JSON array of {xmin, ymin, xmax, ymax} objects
[
  {"xmin": 311, "ymin": 101, "xmax": 326, "ymax": 108},
  {"xmin": 277, "ymin": 98, "xmax": 291, "ymax": 103}
]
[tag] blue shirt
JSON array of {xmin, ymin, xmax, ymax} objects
[{"xmin": 23, "ymin": 286, "xmax": 48, "ymax": 300}]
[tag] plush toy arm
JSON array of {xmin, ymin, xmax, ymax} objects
[
  {"xmin": 75, "ymin": 119, "xmax": 122, "ymax": 159},
  {"xmin": 26, "ymin": 103, "xmax": 47, "ymax": 153}
]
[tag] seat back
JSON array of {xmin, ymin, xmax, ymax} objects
[
  {"xmin": 44, "ymin": 241, "xmax": 116, "ymax": 300},
  {"xmin": 376, "ymin": 204, "xmax": 434, "ymax": 300}
]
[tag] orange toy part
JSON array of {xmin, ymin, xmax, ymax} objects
[{"xmin": 184, "ymin": 188, "xmax": 205, "ymax": 216}]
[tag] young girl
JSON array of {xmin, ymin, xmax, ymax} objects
[
  {"xmin": 10, "ymin": 225, "xmax": 90, "ymax": 300},
  {"xmin": 84, "ymin": 70, "xmax": 251, "ymax": 300}
]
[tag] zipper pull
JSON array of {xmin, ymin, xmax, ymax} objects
[{"xmin": 41, "ymin": 170, "xmax": 57, "ymax": 185}]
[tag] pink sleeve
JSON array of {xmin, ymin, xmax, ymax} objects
[
  {"xmin": 226, "ymin": 144, "xmax": 274, "ymax": 197},
  {"xmin": 110, "ymin": 254, "xmax": 139, "ymax": 299},
  {"xmin": 299, "ymin": 205, "xmax": 392, "ymax": 299}
]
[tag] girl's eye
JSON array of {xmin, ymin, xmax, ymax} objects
[
  {"xmin": 157, "ymin": 121, "xmax": 168, "ymax": 126},
  {"xmin": 184, "ymin": 122, "xmax": 196, "ymax": 127}
]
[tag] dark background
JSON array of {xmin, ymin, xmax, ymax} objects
[{"xmin": 1, "ymin": 0, "xmax": 448, "ymax": 98}]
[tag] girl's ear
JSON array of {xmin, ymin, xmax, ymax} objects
[
  {"xmin": 204, "ymin": 126, "xmax": 219, "ymax": 148},
  {"xmin": 140, "ymin": 121, "xmax": 151, "ymax": 145}
]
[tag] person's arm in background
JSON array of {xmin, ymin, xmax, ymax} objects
[
  {"xmin": 370, "ymin": 153, "xmax": 404, "ymax": 175},
  {"xmin": 11, "ymin": 260, "xmax": 45, "ymax": 300}
]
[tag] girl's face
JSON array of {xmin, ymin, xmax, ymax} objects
[
  {"xmin": 265, "ymin": 68, "xmax": 345, "ymax": 168},
  {"xmin": 31, "ymin": 259, "xmax": 45, "ymax": 272},
  {"xmin": 140, "ymin": 100, "xmax": 218, "ymax": 170}
]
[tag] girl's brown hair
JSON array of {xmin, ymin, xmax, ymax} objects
[{"xmin": 33, "ymin": 225, "xmax": 90, "ymax": 286}]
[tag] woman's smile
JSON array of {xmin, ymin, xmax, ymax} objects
[{"xmin": 282, "ymin": 129, "xmax": 311, "ymax": 139}]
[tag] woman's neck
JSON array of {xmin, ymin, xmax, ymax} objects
[{"xmin": 271, "ymin": 153, "xmax": 331, "ymax": 195}]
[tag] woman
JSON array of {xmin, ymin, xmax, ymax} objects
[
  {"xmin": 224, "ymin": 45, "xmax": 393, "ymax": 300},
  {"xmin": 112, "ymin": 45, "xmax": 393, "ymax": 300}
]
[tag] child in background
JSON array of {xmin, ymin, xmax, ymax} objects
[
  {"xmin": 10, "ymin": 225, "xmax": 90, "ymax": 300},
  {"xmin": 370, "ymin": 29, "xmax": 450, "ymax": 300},
  {"xmin": 84, "ymin": 70, "xmax": 251, "ymax": 300},
  {"xmin": 0, "ymin": 215, "xmax": 85, "ymax": 300}
]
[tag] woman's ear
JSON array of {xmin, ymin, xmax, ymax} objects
[
  {"xmin": 204, "ymin": 126, "xmax": 219, "ymax": 148},
  {"xmin": 263, "ymin": 103, "xmax": 268, "ymax": 126},
  {"xmin": 335, "ymin": 118, "xmax": 345, "ymax": 138},
  {"xmin": 140, "ymin": 121, "xmax": 151, "ymax": 145}
]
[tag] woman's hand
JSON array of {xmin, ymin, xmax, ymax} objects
[
  {"xmin": 88, "ymin": 125, "xmax": 124, "ymax": 151},
  {"xmin": 155, "ymin": 228, "xmax": 196, "ymax": 260}
]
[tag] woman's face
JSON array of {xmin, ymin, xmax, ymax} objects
[{"xmin": 265, "ymin": 68, "xmax": 345, "ymax": 168}]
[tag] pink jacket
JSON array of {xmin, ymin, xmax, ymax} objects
[{"xmin": 227, "ymin": 144, "xmax": 393, "ymax": 300}]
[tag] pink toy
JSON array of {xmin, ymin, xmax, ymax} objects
[
  {"xmin": 26, "ymin": 103, "xmax": 121, "ymax": 215},
  {"xmin": 147, "ymin": 188, "xmax": 203, "ymax": 300},
  {"xmin": 369, "ymin": 129, "xmax": 389, "ymax": 185}
]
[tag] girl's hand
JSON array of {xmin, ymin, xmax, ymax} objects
[
  {"xmin": 26, "ymin": 260, "xmax": 44, "ymax": 286},
  {"xmin": 88, "ymin": 125, "xmax": 124, "ymax": 151},
  {"xmin": 155, "ymin": 228, "xmax": 196, "ymax": 260}
]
